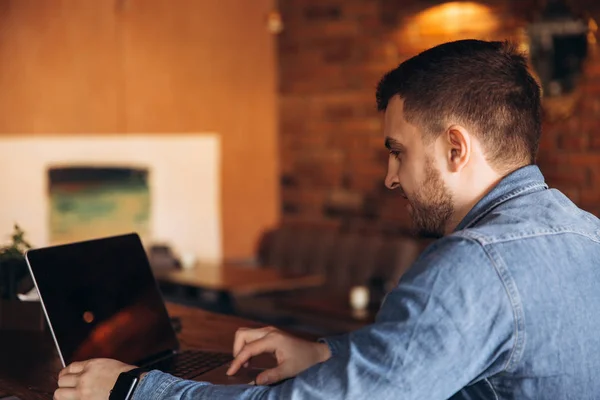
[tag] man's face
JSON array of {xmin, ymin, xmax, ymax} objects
[{"xmin": 383, "ymin": 96, "xmax": 454, "ymax": 238}]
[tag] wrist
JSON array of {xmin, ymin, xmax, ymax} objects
[
  {"xmin": 316, "ymin": 342, "xmax": 331, "ymax": 363},
  {"xmin": 110, "ymin": 367, "xmax": 146, "ymax": 400}
]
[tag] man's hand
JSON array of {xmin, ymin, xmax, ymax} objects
[
  {"xmin": 55, "ymin": 358, "xmax": 137, "ymax": 400},
  {"xmin": 226, "ymin": 326, "xmax": 331, "ymax": 385}
]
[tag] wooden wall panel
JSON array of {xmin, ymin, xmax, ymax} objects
[
  {"xmin": 121, "ymin": 0, "xmax": 279, "ymax": 260},
  {"xmin": 0, "ymin": 0, "xmax": 279, "ymax": 260},
  {"xmin": 0, "ymin": 0, "xmax": 121, "ymax": 133}
]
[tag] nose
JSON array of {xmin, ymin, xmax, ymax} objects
[
  {"xmin": 385, "ymin": 160, "xmax": 400, "ymax": 190},
  {"xmin": 385, "ymin": 174, "xmax": 400, "ymax": 190}
]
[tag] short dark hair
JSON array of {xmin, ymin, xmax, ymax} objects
[{"xmin": 376, "ymin": 39, "xmax": 542, "ymax": 168}]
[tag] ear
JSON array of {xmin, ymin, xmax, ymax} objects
[{"xmin": 443, "ymin": 125, "xmax": 471, "ymax": 172}]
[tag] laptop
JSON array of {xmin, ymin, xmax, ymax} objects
[{"xmin": 25, "ymin": 233, "xmax": 260, "ymax": 384}]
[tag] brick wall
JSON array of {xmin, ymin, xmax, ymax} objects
[
  {"xmin": 277, "ymin": 0, "xmax": 600, "ymax": 232},
  {"xmin": 537, "ymin": 59, "xmax": 600, "ymax": 217}
]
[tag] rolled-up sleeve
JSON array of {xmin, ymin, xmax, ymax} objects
[
  {"xmin": 318, "ymin": 334, "xmax": 346, "ymax": 357},
  {"xmin": 134, "ymin": 235, "xmax": 517, "ymax": 400}
]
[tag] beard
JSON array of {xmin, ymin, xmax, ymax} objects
[{"xmin": 406, "ymin": 159, "xmax": 454, "ymax": 239}]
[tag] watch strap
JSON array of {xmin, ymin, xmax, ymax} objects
[
  {"xmin": 123, "ymin": 367, "xmax": 147, "ymax": 378},
  {"xmin": 109, "ymin": 367, "xmax": 147, "ymax": 400}
]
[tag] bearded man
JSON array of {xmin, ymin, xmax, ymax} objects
[{"xmin": 54, "ymin": 39, "xmax": 600, "ymax": 400}]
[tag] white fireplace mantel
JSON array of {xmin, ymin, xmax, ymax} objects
[{"xmin": 0, "ymin": 133, "xmax": 221, "ymax": 263}]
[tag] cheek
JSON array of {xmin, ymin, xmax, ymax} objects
[
  {"xmin": 401, "ymin": 180, "xmax": 418, "ymax": 200},
  {"xmin": 398, "ymin": 160, "xmax": 422, "ymax": 196}
]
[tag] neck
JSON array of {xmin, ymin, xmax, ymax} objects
[
  {"xmin": 443, "ymin": 167, "xmax": 509, "ymax": 235},
  {"xmin": 443, "ymin": 193, "xmax": 487, "ymax": 235}
]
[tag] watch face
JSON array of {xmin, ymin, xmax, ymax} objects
[{"xmin": 109, "ymin": 375, "xmax": 138, "ymax": 400}]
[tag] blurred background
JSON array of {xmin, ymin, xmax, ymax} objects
[{"xmin": 0, "ymin": 0, "xmax": 598, "ymax": 336}]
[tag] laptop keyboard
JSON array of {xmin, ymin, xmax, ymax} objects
[{"xmin": 152, "ymin": 350, "xmax": 233, "ymax": 379}]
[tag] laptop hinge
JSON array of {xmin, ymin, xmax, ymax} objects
[{"xmin": 137, "ymin": 349, "xmax": 177, "ymax": 368}]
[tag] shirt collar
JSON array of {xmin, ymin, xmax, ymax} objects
[{"xmin": 454, "ymin": 165, "xmax": 549, "ymax": 231}]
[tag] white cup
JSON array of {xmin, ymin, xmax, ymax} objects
[
  {"xmin": 349, "ymin": 285, "xmax": 369, "ymax": 311},
  {"xmin": 180, "ymin": 252, "xmax": 197, "ymax": 269}
]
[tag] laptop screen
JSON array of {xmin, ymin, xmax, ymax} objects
[{"xmin": 26, "ymin": 233, "xmax": 179, "ymax": 366}]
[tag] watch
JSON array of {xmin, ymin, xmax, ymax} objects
[{"xmin": 109, "ymin": 368, "xmax": 146, "ymax": 400}]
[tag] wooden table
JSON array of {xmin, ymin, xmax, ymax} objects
[
  {"xmin": 154, "ymin": 263, "xmax": 325, "ymax": 296},
  {"xmin": 154, "ymin": 263, "xmax": 325, "ymax": 315},
  {"xmin": 0, "ymin": 303, "xmax": 270, "ymax": 400},
  {"xmin": 276, "ymin": 291, "xmax": 378, "ymax": 334}
]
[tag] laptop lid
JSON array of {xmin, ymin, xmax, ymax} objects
[{"xmin": 25, "ymin": 233, "xmax": 180, "ymax": 367}]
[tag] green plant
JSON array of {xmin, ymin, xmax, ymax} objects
[
  {"xmin": 0, "ymin": 224, "xmax": 32, "ymax": 262},
  {"xmin": 0, "ymin": 224, "xmax": 32, "ymax": 299}
]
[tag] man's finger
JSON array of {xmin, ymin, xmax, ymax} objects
[
  {"xmin": 227, "ymin": 335, "xmax": 278, "ymax": 376},
  {"xmin": 57, "ymin": 373, "xmax": 81, "ymax": 388},
  {"xmin": 54, "ymin": 387, "xmax": 77, "ymax": 400},
  {"xmin": 59, "ymin": 361, "xmax": 87, "ymax": 378},
  {"xmin": 232, "ymin": 326, "xmax": 276, "ymax": 358},
  {"xmin": 256, "ymin": 365, "xmax": 287, "ymax": 386},
  {"xmin": 232, "ymin": 327, "xmax": 250, "ymax": 357},
  {"xmin": 232, "ymin": 326, "xmax": 275, "ymax": 357}
]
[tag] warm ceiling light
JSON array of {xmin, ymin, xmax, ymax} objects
[{"xmin": 404, "ymin": 2, "xmax": 499, "ymax": 39}]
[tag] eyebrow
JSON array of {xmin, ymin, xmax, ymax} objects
[{"xmin": 385, "ymin": 137, "xmax": 406, "ymax": 151}]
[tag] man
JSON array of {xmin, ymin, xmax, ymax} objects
[{"xmin": 54, "ymin": 39, "xmax": 600, "ymax": 399}]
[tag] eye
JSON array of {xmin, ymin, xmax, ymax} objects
[{"xmin": 389, "ymin": 150, "xmax": 402, "ymax": 160}]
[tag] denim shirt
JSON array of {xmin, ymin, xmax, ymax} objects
[{"xmin": 134, "ymin": 165, "xmax": 600, "ymax": 399}]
